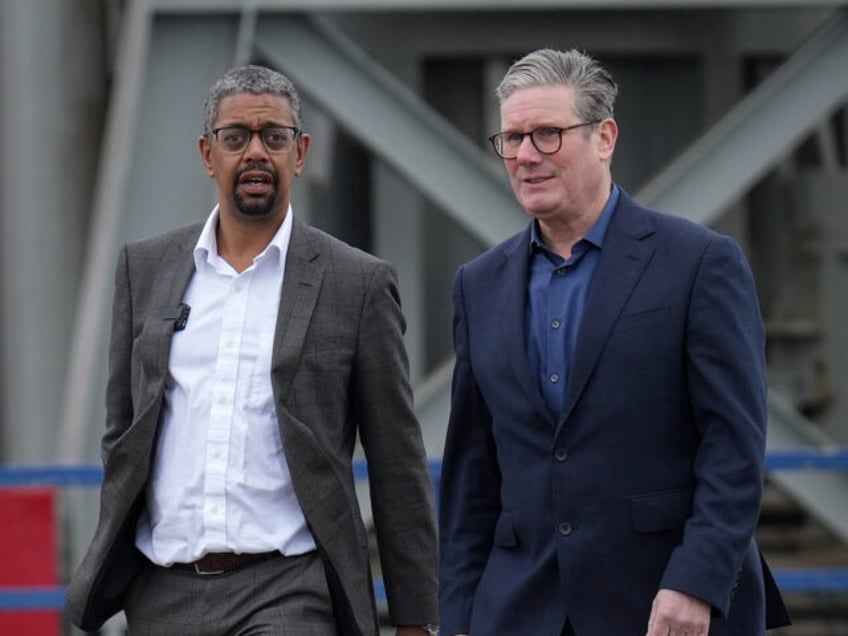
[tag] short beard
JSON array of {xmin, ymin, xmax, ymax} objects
[
  {"xmin": 234, "ymin": 190, "xmax": 278, "ymax": 218},
  {"xmin": 233, "ymin": 164, "xmax": 280, "ymax": 219}
]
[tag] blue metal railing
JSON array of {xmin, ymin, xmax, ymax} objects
[
  {"xmin": 0, "ymin": 587, "xmax": 66, "ymax": 611},
  {"xmin": 0, "ymin": 460, "xmax": 443, "ymax": 490},
  {"xmin": 764, "ymin": 447, "xmax": 848, "ymax": 470},
  {"xmin": 1, "ymin": 451, "xmax": 847, "ymax": 612},
  {"xmin": 0, "ymin": 459, "xmax": 439, "ymax": 612},
  {"xmin": 0, "ymin": 464, "xmax": 103, "ymax": 488}
]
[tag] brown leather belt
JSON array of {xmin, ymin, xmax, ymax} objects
[{"xmin": 173, "ymin": 551, "xmax": 280, "ymax": 575}]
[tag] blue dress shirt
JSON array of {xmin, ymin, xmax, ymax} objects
[{"xmin": 525, "ymin": 185, "xmax": 620, "ymax": 420}]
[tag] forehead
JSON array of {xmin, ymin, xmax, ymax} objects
[
  {"xmin": 501, "ymin": 84, "xmax": 576, "ymax": 128},
  {"xmin": 215, "ymin": 92, "xmax": 293, "ymax": 126}
]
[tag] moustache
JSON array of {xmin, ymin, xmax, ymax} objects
[{"xmin": 234, "ymin": 163, "xmax": 278, "ymax": 186}]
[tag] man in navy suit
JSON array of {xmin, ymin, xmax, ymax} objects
[{"xmin": 439, "ymin": 48, "xmax": 791, "ymax": 636}]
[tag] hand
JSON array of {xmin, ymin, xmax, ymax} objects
[{"xmin": 646, "ymin": 588, "xmax": 710, "ymax": 636}]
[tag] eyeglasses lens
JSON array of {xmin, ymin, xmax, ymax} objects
[{"xmin": 215, "ymin": 127, "xmax": 297, "ymax": 154}]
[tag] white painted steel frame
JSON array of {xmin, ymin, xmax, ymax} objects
[
  {"xmin": 58, "ymin": 0, "xmax": 848, "ymax": 545},
  {"xmin": 637, "ymin": 8, "xmax": 848, "ymax": 225}
]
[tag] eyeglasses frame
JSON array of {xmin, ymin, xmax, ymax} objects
[
  {"xmin": 488, "ymin": 120, "xmax": 602, "ymax": 159},
  {"xmin": 210, "ymin": 125, "xmax": 301, "ymax": 154}
]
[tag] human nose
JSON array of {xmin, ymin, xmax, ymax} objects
[
  {"xmin": 514, "ymin": 133, "xmax": 542, "ymax": 163},
  {"xmin": 243, "ymin": 130, "xmax": 269, "ymax": 158}
]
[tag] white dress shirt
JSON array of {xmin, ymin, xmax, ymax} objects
[{"xmin": 136, "ymin": 205, "xmax": 316, "ymax": 565}]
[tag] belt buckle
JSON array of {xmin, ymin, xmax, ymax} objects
[{"xmin": 193, "ymin": 562, "xmax": 225, "ymax": 576}]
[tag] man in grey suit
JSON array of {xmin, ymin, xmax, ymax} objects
[{"xmin": 65, "ymin": 64, "xmax": 438, "ymax": 636}]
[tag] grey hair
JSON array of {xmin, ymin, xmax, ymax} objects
[
  {"xmin": 496, "ymin": 48, "xmax": 618, "ymax": 124},
  {"xmin": 203, "ymin": 64, "xmax": 303, "ymax": 136}
]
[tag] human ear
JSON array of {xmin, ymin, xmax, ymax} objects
[
  {"xmin": 198, "ymin": 135, "xmax": 215, "ymax": 177},
  {"xmin": 597, "ymin": 118, "xmax": 618, "ymax": 161}
]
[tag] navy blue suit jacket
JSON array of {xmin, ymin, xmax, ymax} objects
[{"xmin": 439, "ymin": 191, "xmax": 790, "ymax": 635}]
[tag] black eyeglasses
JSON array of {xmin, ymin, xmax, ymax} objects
[
  {"xmin": 211, "ymin": 125, "xmax": 300, "ymax": 154},
  {"xmin": 488, "ymin": 121, "xmax": 601, "ymax": 159}
]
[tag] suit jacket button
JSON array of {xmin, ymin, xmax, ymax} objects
[
  {"xmin": 554, "ymin": 448, "xmax": 569, "ymax": 462},
  {"xmin": 558, "ymin": 521, "xmax": 573, "ymax": 536}
]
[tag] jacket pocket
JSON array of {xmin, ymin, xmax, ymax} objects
[
  {"xmin": 630, "ymin": 486, "xmax": 693, "ymax": 533},
  {"xmin": 613, "ymin": 306, "xmax": 670, "ymax": 335}
]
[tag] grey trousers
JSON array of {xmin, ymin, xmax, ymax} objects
[{"xmin": 124, "ymin": 551, "xmax": 336, "ymax": 635}]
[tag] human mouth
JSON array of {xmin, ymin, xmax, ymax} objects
[
  {"xmin": 522, "ymin": 175, "xmax": 551, "ymax": 186},
  {"xmin": 237, "ymin": 170, "xmax": 274, "ymax": 195}
]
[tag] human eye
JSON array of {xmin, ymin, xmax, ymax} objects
[
  {"xmin": 533, "ymin": 127, "xmax": 561, "ymax": 142},
  {"xmin": 219, "ymin": 127, "xmax": 247, "ymax": 148},
  {"xmin": 265, "ymin": 128, "xmax": 289, "ymax": 143},
  {"xmin": 263, "ymin": 127, "xmax": 294, "ymax": 150},
  {"xmin": 503, "ymin": 132, "xmax": 524, "ymax": 145}
]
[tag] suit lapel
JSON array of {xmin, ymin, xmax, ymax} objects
[
  {"xmin": 136, "ymin": 227, "xmax": 199, "ymax": 418},
  {"xmin": 556, "ymin": 197, "xmax": 655, "ymax": 435},
  {"xmin": 498, "ymin": 226, "xmax": 556, "ymax": 426},
  {"xmin": 154, "ymin": 228, "xmax": 198, "ymax": 358},
  {"xmin": 272, "ymin": 218, "xmax": 324, "ymax": 401},
  {"xmin": 120, "ymin": 225, "xmax": 199, "ymax": 497}
]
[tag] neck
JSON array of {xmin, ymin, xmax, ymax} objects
[
  {"xmin": 537, "ymin": 179, "xmax": 612, "ymax": 260},
  {"xmin": 538, "ymin": 207, "xmax": 600, "ymax": 261},
  {"xmin": 216, "ymin": 206, "xmax": 285, "ymax": 273}
]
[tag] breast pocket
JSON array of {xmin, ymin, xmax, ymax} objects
[{"xmin": 613, "ymin": 306, "xmax": 671, "ymax": 336}]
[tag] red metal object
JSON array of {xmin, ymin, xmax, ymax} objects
[{"xmin": 0, "ymin": 488, "xmax": 59, "ymax": 635}]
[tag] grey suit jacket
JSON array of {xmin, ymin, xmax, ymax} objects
[{"xmin": 65, "ymin": 218, "xmax": 438, "ymax": 634}]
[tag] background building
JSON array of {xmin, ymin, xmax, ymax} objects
[{"xmin": 1, "ymin": 0, "xmax": 847, "ymax": 633}]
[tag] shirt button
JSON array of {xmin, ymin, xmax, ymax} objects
[
  {"xmin": 217, "ymin": 395, "xmax": 227, "ymax": 405},
  {"xmin": 210, "ymin": 506, "xmax": 219, "ymax": 515},
  {"xmin": 558, "ymin": 521, "xmax": 573, "ymax": 536},
  {"xmin": 554, "ymin": 448, "xmax": 569, "ymax": 462},
  {"xmin": 555, "ymin": 268, "xmax": 566, "ymax": 276},
  {"xmin": 551, "ymin": 320, "xmax": 560, "ymax": 329},
  {"xmin": 550, "ymin": 374, "xmax": 560, "ymax": 383},
  {"xmin": 234, "ymin": 283, "xmax": 243, "ymax": 293}
]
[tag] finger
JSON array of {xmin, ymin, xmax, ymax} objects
[{"xmin": 645, "ymin": 619, "xmax": 668, "ymax": 636}]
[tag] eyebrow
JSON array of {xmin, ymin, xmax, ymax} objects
[
  {"xmin": 501, "ymin": 124, "xmax": 566, "ymax": 132},
  {"xmin": 216, "ymin": 121, "xmax": 294, "ymax": 128}
]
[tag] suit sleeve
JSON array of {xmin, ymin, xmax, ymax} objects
[
  {"xmin": 439, "ymin": 266, "xmax": 502, "ymax": 635},
  {"xmin": 354, "ymin": 262, "xmax": 439, "ymax": 627},
  {"xmin": 660, "ymin": 234, "xmax": 767, "ymax": 617}
]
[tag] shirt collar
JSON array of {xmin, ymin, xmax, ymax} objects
[
  {"xmin": 194, "ymin": 204, "xmax": 294, "ymax": 274},
  {"xmin": 530, "ymin": 183, "xmax": 620, "ymax": 254}
]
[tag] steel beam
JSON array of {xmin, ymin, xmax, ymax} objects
[
  {"xmin": 636, "ymin": 9, "xmax": 848, "ymax": 542},
  {"xmin": 150, "ymin": 0, "xmax": 848, "ymax": 12},
  {"xmin": 254, "ymin": 15, "xmax": 524, "ymax": 247},
  {"xmin": 636, "ymin": 7, "xmax": 848, "ymax": 225},
  {"xmin": 56, "ymin": 0, "xmax": 154, "ymax": 463},
  {"xmin": 0, "ymin": 0, "xmax": 106, "ymax": 463},
  {"xmin": 767, "ymin": 392, "xmax": 848, "ymax": 543}
]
